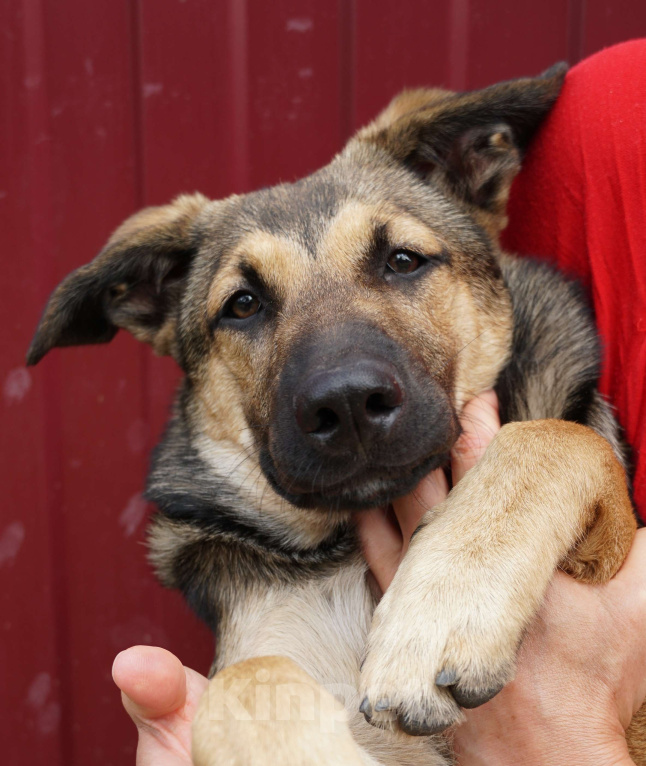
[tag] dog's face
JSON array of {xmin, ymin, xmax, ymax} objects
[{"xmin": 27, "ymin": 66, "xmax": 565, "ymax": 512}]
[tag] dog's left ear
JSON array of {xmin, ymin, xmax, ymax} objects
[
  {"xmin": 26, "ymin": 192, "xmax": 210, "ymax": 365},
  {"xmin": 356, "ymin": 63, "xmax": 567, "ymax": 233}
]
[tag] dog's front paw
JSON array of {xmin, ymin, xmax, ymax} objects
[{"xmin": 359, "ymin": 521, "xmax": 525, "ymax": 736}]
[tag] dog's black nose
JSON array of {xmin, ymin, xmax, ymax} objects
[{"xmin": 295, "ymin": 358, "xmax": 404, "ymax": 451}]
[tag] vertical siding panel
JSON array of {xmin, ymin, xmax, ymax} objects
[
  {"xmin": 338, "ymin": 0, "xmax": 356, "ymax": 143},
  {"xmin": 138, "ymin": 0, "xmax": 237, "ymax": 204},
  {"xmin": 26, "ymin": 1, "xmax": 147, "ymax": 763},
  {"xmin": 352, "ymin": 0, "xmax": 452, "ymax": 129},
  {"xmin": 582, "ymin": 0, "xmax": 646, "ymax": 56},
  {"xmin": 136, "ymin": 0, "xmax": 237, "ymax": 685},
  {"xmin": 568, "ymin": 0, "xmax": 587, "ymax": 64},
  {"xmin": 448, "ymin": 0, "xmax": 471, "ymax": 90},
  {"xmin": 0, "ymin": 2, "xmax": 66, "ymax": 763},
  {"xmin": 463, "ymin": 0, "xmax": 569, "ymax": 89},
  {"xmin": 230, "ymin": 0, "xmax": 251, "ymax": 193},
  {"xmin": 245, "ymin": 0, "xmax": 344, "ymax": 188}
]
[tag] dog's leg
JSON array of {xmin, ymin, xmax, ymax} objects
[
  {"xmin": 192, "ymin": 656, "xmax": 369, "ymax": 766},
  {"xmin": 359, "ymin": 419, "xmax": 636, "ymax": 735}
]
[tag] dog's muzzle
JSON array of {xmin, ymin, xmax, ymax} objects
[{"xmin": 263, "ymin": 323, "xmax": 458, "ymax": 510}]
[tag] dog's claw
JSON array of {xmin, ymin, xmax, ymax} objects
[
  {"xmin": 359, "ymin": 696, "xmax": 372, "ymax": 718},
  {"xmin": 373, "ymin": 698, "xmax": 392, "ymax": 712},
  {"xmin": 397, "ymin": 713, "xmax": 452, "ymax": 737},
  {"xmin": 435, "ymin": 668, "xmax": 457, "ymax": 687},
  {"xmin": 451, "ymin": 681, "xmax": 505, "ymax": 709}
]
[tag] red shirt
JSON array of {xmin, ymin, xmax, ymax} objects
[{"xmin": 503, "ymin": 39, "xmax": 646, "ymax": 521}]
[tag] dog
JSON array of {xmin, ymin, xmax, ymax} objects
[{"xmin": 27, "ymin": 63, "xmax": 645, "ymax": 764}]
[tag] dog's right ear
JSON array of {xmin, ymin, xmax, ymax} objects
[
  {"xmin": 27, "ymin": 192, "xmax": 209, "ymax": 365},
  {"xmin": 355, "ymin": 63, "xmax": 567, "ymax": 235}
]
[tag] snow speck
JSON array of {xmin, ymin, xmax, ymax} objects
[
  {"xmin": 119, "ymin": 494, "xmax": 147, "ymax": 537},
  {"xmin": 27, "ymin": 673, "xmax": 61, "ymax": 735},
  {"xmin": 143, "ymin": 82, "xmax": 164, "ymax": 98},
  {"xmin": 0, "ymin": 522, "xmax": 25, "ymax": 566},
  {"xmin": 127, "ymin": 419, "xmax": 147, "ymax": 455},
  {"xmin": 24, "ymin": 75, "xmax": 41, "ymax": 90},
  {"xmin": 28, "ymin": 673, "xmax": 51, "ymax": 707},
  {"xmin": 286, "ymin": 18, "xmax": 313, "ymax": 33},
  {"xmin": 4, "ymin": 368, "xmax": 31, "ymax": 404}
]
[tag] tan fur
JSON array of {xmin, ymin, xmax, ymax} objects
[
  {"xmin": 356, "ymin": 88, "xmax": 454, "ymax": 141},
  {"xmin": 193, "ymin": 431, "xmax": 350, "ymax": 550},
  {"xmin": 449, "ymin": 282, "xmax": 512, "ymax": 411},
  {"xmin": 192, "ymin": 656, "xmax": 368, "ymax": 766},
  {"xmin": 104, "ymin": 192, "xmax": 209, "ymax": 248},
  {"xmin": 206, "ymin": 231, "xmax": 310, "ymax": 316},
  {"xmin": 629, "ymin": 706, "xmax": 646, "ymax": 764}
]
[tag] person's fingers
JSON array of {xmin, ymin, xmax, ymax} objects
[
  {"xmin": 451, "ymin": 390, "xmax": 500, "ymax": 483},
  {"xmin": 356, "ymin": 507, "xmax": 403, "ymax": 594},
  {"xmin": 112, "ymin": 646, "xmax": 190, "ymax": 722},
  {"xmin": 183, "ymin": 665, "xmax": 210, "ymax": 714},
  {"xmin": 393, "ymin": 468, "xmax": 449, "ymax": 545},
  {"xmin": 610, "ymin": 527, "xmax": 646, "ymax": 716},
  {"xmin": 113, "ymin": 647, "xmax": 208, "ymax": 766},
  {"xmin": 615, "ymin": 527, "xmax": 646, "ymax": 586}
]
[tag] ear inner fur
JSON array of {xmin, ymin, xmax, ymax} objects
[{"xmin": 26, "ymin": 192, "xmax": 209, "ymax": 365}]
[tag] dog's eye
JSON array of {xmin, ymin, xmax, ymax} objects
[
  {"xmin": 386, "ymin": 250, "xmax": 424, "ymax": 275},
  {"xmin": 224, "ymin": 291, "xmax": 261, "ymax": 320}
]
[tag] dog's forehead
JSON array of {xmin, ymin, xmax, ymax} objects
[
  {"xmin": 239, "ymin": 173, "xmax": 345, "ymax": 255},
  {"xmin": 205, "ymin": 202, "xmax": 444, "ymax": 314},
  {"xmin": 206, "ymin": 168, "xmax": 446, "ymax": 289}
]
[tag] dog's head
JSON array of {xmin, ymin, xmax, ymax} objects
[{"xmin": 27, "ymin": 65, "xmax": 566, "ymax": 512}]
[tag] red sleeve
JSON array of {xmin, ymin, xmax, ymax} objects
[{"xmin": 502, "ymin": 39, "xmax": 646, "ymax": 521}]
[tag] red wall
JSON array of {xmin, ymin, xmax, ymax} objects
[{"xmin": 2, "ymin": 2, "xmax": 645, "ymax": 763}]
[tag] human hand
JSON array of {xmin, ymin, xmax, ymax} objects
[
  {"xmin": 112, "ymin": 645, "xmax": 207, "ymax": 766},
  {"xmin": 451, "ymin": 529, "xmax": 646, "ymax": 766},
  {"xmin": 357, "ymin": 390, "xmax": 646, "ymax": 765}
]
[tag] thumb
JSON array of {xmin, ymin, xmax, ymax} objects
[{"xmin": 112, "ymin": 645, "xmax": 189, "ymax": 722}]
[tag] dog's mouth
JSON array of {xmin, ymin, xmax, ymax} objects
[{"xmin": 259, "ymin": 447, "xmax": 454, "ymax": 511}]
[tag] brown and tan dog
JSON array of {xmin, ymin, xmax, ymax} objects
[{"xmin": 28, "ymin": 64, "xmax": 644, "ymax": 764}]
